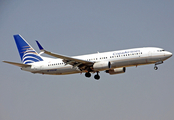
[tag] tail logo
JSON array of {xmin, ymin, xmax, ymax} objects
[
  {"xmin": 21, "ymin": 46, "xmax": 43, "ymax": 64},
  {"xmin": 14, "ymin": 34, "xmax": 43, "ymax": 64}
]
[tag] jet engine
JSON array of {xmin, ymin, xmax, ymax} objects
[
  {"xmin": 93, "ymin": 61, "xmax": 111, "ymax": 71},
  {"xmin": 105, "ymin": 67, "xmax": 126, "ymax": 75}
]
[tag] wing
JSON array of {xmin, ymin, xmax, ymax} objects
[
  {"xmin": 36, "ymin": 41, "xmax": 94, "ymax": 70},
  {"xmin": 3, "ymin": 61, "xmax": 31, "ymax": 67}
]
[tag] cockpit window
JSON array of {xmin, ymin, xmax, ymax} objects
[{"xmin": 158, "ymin": 49, "xmax": 165, "ymax": 52}]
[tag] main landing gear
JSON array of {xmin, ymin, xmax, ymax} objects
[
  {"xmin": 154, "ymin": 61, "xmax": 163, "ymax": 70},
  {"xmin": 85, "ymin": 72, "xmax": 91, "ymax": 78},
  {"xmin": 85, "ymin": 72, "xmax": 100, "ymax": 80},
  {"xmin": 94, "ymin": 72, "xmax": 100, "ymax": 80}
]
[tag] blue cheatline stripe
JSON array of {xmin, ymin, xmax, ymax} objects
[{"xmin": 13, "ymin": 34, "xmax": 43, "ymax": 64}]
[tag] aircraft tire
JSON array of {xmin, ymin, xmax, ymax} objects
[
  {"xmin": 154, "ymin": 66, "xmax": 158, "ymax": 70},
  {"xmin": 85, "ymin": 72, "xmax": 91, "ymax": 78},
  {"xmin": 94, "ymin": 74, "xmax": 100, "ymax": 80}
]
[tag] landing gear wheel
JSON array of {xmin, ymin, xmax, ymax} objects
[
  {"xmin": 94, "ymin": 74, "xmax": 100, "ymax": 80},
  {"xmin": 85, "ymin": 72, "xmax": 91, "ymax": 78},
  {"xmin": 154, "ymin": 66, "xmax": 158, "ymax": 70},
  {"xmin": 94, "ymin": 72, "xmax": 100, "ymax": 80}
]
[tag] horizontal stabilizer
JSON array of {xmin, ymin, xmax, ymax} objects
[{"xmin": 3, "ymin": 61, "xmax": 31, "ymax": 67}]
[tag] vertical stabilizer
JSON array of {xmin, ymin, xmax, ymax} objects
[{"xmin": 13, "ymin": 34, "xmax": 43, "ymax": 64}]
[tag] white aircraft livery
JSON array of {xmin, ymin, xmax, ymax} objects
[{"xmin": 3, "ymin": 34, "xmax": 172, "ymax": 80}]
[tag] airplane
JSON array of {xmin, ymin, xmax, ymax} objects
[{"xmin": 3, "ymin": 34, "xmax": 172, "ymax": 80}]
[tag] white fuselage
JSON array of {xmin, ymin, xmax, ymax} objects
[{"xmin": 21, "ymin": 47, "xmax": 172, "ymax": 75}]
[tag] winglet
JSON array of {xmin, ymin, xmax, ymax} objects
[{"xmin": 36, "ymin": 40, "xmax": 44, "ymax": 51}]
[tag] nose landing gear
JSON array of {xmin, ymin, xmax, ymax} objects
[
  {"xmin": 154, "ymin": 61, "xmax": 163, "ymax": 70},
  {"xmin": 154, "ymin": 65, "xmax": 158, "ymax": 70}
]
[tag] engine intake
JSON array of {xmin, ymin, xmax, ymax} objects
[{"xmin": 105, "ymin": 67, "xmax": 126, "ymax": 75}]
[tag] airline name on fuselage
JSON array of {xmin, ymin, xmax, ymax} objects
[{"xmin": 113, "ymin": 50, "xmax": 141, "ymax": 56}]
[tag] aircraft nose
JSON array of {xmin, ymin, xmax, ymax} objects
[{"xmin": 165, "ymin": 51, "xmax": 172, "ymax": 57}]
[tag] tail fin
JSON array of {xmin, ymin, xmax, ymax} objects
[{"xmin": 13, "ymin": 34, "xmax": 43, "ymax": 64}]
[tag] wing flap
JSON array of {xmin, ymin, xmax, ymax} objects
[{"xmin": 3, "ymin": 61, "xmax": 31, "ymax": 67}]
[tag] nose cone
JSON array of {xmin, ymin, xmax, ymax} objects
[{"xmin": 165, "ymin": 51, "xmax": 172, "ymax": 58}]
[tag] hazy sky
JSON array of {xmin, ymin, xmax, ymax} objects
[{"xmin": 0, "ymin": 1, "xmax": 174, "ymax": 120}]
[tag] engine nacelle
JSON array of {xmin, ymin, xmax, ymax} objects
[
  {"xmin": 105, "ymin": 67, "xmax": 126, "ymax": 75},
  {"xmin": 93, "ymin": 61, "xmax": 111, "ymax": 71}
]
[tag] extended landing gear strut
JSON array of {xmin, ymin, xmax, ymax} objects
[
  {"xmin": 154, "ymin": 61, "xmax": 163, "ymax": 70},
  {"xmin": 94, "ymin": 72, "xmax": 100, "ymax": 80}
]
